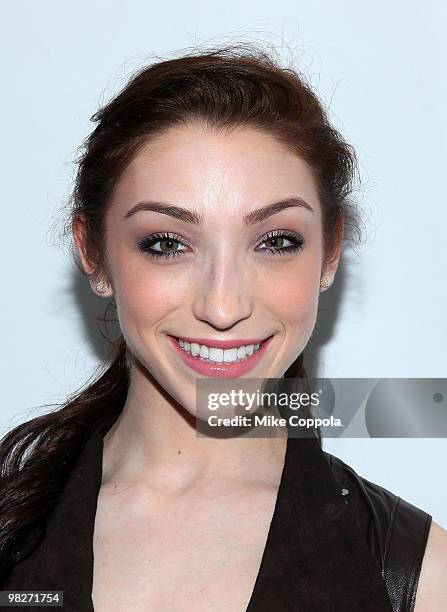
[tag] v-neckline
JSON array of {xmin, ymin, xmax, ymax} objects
[
  {"xmin": 244, "ymin": 432, "xmax": 297, "ymax": 612},
  {"xmin": 89, "ymin": 414, "xmax": 299, "ymax": 612},
  {"xmin": 4, "ymin": 412, "xmax": 395, "ymax": 610}
]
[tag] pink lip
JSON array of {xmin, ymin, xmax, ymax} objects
[
  {"xmin": 171, "ymin": 336, "xmax": 267, "ymax": 350},
  {"xmin": 167, "ymin": 335, "xmax": 274, "ymax": 378}
]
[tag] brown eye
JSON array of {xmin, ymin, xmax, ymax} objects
[
  {"xmin": 137, "ymin": 232, "xmax": 189, "ymax": 259},
  {"xmin": 157, "ymin": 238, "xmax": 181, "ymax": 253},
  {"xmin": 258, "ymin": 230, "xmax": 305, "ymax": 256},
  {"xmin": 264, "ymin": 236, "xmax": 286, "ymax": 249}
]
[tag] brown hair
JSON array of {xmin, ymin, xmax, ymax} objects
[{"xmin": 0, "ymin": 43, "xmax": 360, "ymax": 581}]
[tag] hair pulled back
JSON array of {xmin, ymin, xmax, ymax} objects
[{"xmin": 0, "ymin": 43, "xmax": 359, "ymax": 581}]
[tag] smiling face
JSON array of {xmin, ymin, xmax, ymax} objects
[{"xmin": 74, "ymin": 123, "xmax": 340, "ymax": 417}]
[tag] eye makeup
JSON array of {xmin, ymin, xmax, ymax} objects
[
  {"xmin": 136, "ymin": 232, "xmax": 189, "ymax": 259},
  {"xmin": 136, "ymin": 229, "xmax": 305, "ymax": 260}
]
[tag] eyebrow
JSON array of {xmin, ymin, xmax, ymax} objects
[{"xmin": 124, "ymin": 196, "xmax": 314, "ymax": 225}]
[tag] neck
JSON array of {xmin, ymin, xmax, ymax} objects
[{"xmin": 101, "ymin": 363, "xmax": 288, "ymax": 495}]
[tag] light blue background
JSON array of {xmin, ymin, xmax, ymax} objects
[{"xmin": 1, "ymin": 2, "xmax": 446, "ymax": 526}]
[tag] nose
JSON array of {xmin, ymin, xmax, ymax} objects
[{"xmin": 191, "ymin": 255, "xmax": 253, "ymax": 331}]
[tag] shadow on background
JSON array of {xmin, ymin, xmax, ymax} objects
[
  {"xmin": 70, "ymin": 268, "xmax": 121, "ymax": 363},
  {"xmin": 304, "ymin": 252, "xmax": 351, "ymax": 379}
]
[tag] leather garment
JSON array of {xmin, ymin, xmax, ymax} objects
[
  {"xmin": 324, "ymin": 452, "xmax": 432, "ymax": 612},
  {"xmin": 0, "ymin": 415, "xmax": 432, "ymax": 612}
]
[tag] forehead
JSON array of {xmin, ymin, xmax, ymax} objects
[{"xmin": 109, "ymin": 124, "xmax": 321, "ymax": 219}]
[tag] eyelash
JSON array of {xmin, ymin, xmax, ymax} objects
[{"xmin": 137, "ymin": 230, "xmax": 305, "ymax": 260}]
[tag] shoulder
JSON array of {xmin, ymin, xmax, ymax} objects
[
  {"xmin": 414, "ymin": 520, "xmax": 447, "ymax": 610},
  {"xmin": 323, "ymin": 450, "xmax": 426, "ymax": 553},
  {"xmin": 324, "ymin": 451, "xmax": 433, "ymax": 611}
]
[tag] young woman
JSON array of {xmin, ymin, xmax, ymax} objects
[{"xmin": 1, "ymin": 44, "xmax": 446, "ymax": 611}]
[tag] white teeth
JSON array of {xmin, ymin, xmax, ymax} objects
[
  {"xmin": 223, "ymin": 348, "xmax": 238, "ymax": 362},
  {"xmin": 176, "ymin": 338, "xmax": 264, "ymax": 363},
  {"xmin": 191, "ymin": 342, "xmax": 200, "ymax": 356},
  {"xmin": 209, "ymin": 348, "xmax": 224, "ymax": 362}
]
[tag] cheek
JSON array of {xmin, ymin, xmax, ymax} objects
[
  {"xmin": 260, "ymin": 245, "xmax": 321, "ymax": 323},
  {"xmin": 272, "ymin": 271, "xmax": 319, "ymax": 329},
  {"xmin": 271, "ymin": 274, "xmax": 319, "ymax": 373},
  {"xmin": 107, "ymin": 250, "xmax": 184, "ymax": 340}
]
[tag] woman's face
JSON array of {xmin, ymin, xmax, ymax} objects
[{"xmin": 77, "ymin": 124, "xmax": 338, "ymax": 417}]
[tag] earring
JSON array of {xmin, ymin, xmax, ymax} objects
[
  {"xmin": 320, "ymin": 274, "xmax": 331, "ymax": 289},
  {"xmin": 95, "ymin": 279, "xmax": 109, "ymax": 294}
]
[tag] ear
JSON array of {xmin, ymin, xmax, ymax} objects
[
  {"xmin": 72, "ymin": 214, "xmax": 113, "ymax": 298},
  {"xmin": 320, "ymin": 218, "xmax": 344, "ymax": 293}
]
